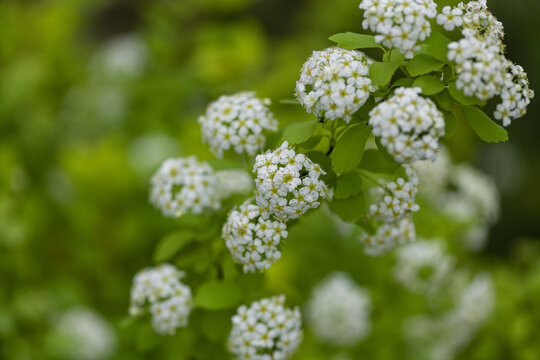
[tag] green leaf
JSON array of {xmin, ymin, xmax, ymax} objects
[
  {"xmin": 461, "ymin": 105, "xmax": 508, "ymax": 143},
  {"xmin": 330, "ymin": 125, "xmax": 371, "ymax": 173},
  {"xmin": 330, "ymin": 192, "xmax": 366, "ymax": 222},
  {"xmin": 359, "ymin": 149, "xmax": 398, "ymax": 174},
  {"xmin": 282, "ymin": 121, "xmax": 318, "ymax": 145},
  {"xmin": 279, "ymin": 98, "xmax": 300, "ymax": 105},
  {"xmin": 425, "ymin": 29, "xmax": 451, "ymax": 63},
  {"xmin": 389, "ymin": 51, "xmax": 406, "ymax": 63},
  {"xmin": 448, "ymin": 81, "xmax": 484, "ymax": 106},
  {"xmin": 375, "ymin": 136, "xmax": 397, "ymax": 164},
  {"xmin": 153, "ymin": 231, "xmax": 195, "ymax": 263},
  {"xmin": 334, "ymin": 173, "xmax": 363, "ymax": 199},
  {"xmin": 193, "ymin": 281, "xmax": 242, "ymax": 310},
  {"xmin": 405, "ymin": 54, "xmax": 444, "ymax": 77},
  {"xmin": 443, "ymin": 111, "xmax": 457, "ymax": 137},
  {"xmin": 413, "ymin": 75, "xmax": 445, "ymax": 95},
  {"xmin": 391, "ymin": 77, "xmax": 414, "ymax": 89},
  {"xmin": 300, "ymin": 135, "xmax": 322, "ymax": 149},
  {"xmin": 436, "ymin": 89, "xmax": 454, "ymax": 111},
  {"xmin": 328, "ymin": 32, "xmax": 383, "ymax": 50},
  {"xmin": 369, "ymin": 62, "xmax": 401, "ymax": 87}
]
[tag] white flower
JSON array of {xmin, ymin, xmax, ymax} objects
[
  {"xmin": 149, "ymin": 156, "xmax": 220, "ymax": 218},
  {"xmin": 359, "ymin": 0, "xmax": 437, "ymax": 58},
  {"xmin": 494, "ymin": 62, "xmax": 534, "ymax": 126},
  {"xmin": 215, "ymin": 169, "xmax": 254, "ymax": 199},
  {"xmin": 369, "ymin": 87, "xmax": 445, "ymax": 163},
  {"xmin": 295, "ymin": 47, "xmax": 375, "ymax": 122},
  {"xmin": 222, "ymin": 198, "xmax": 288, "ymax": 273},
  {"xmin": 436, "ymin": 6, "xmax": 463, "ymax": 31},
  {"xmin": 456, "ymin": 0, "xmax": 505, "ymax": 44},
  {"xmin": 306, "ymin": 272, "xmax": 371, "ymax": 347},
  {"xmin": 447, "ymin": 36, "xmax": 507, "ymax": 101},
  {"xmin": 129, "ymin": 264, "xmax": 193, "ymax": 335},
  {"xmin": 369, "ymin": 165, "xmax": 419, "ymax": 222},
  {"xmin": 51, "ymin": 307, "xmax": 117, "ymax": 360},
  {"xmin": 404, "ymin": 273, "xmax": 494, "ymax": 360},
  {"xmin": 359, "ymin": 216, "xmax": 415, "ymax": 256},
  {"xmin": 199, "ymin": 92, "xmax": 278, "ymax": 157},
  {"xmin": 228, "ymin": 295, "xmax": 303, "ymax": 360},
  {"xmin": 254, "ymin": 141, "xmax": 328, "ymax": 222},
  {"xmin": 394, "ymin": 239, "xmax": 455, "ymax": 294}
]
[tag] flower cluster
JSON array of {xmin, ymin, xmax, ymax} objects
[
  {"xmin": 215, "ymin": 169, "xmax": 253, "ymax": 199},
  {"xmin": 198, "ymin": 92, "xmax": 278, "ymax": 157},
  {"xmin": 495, "ymin": 62, "xmax": 535, "ymax": 126},
  {"xmin": 295, "ymin": 47, "xmax": 374, "ymax": 122},
  {"xmin": 149, "ymin": 156, "xmax": 220, "ymax": 218},
  {"xmin": 228, "ymin": 295, "xmax": 303, "ymax": 360},
  {"xmin": 359, "ymin": 216, "xmax": 415, "ymax": 256},
  {"xmin": 129, "ymin": 264, "xmax": 192, "ymax": 335},
  {"xmin": 254, "ymin": 141, "xmax": 328, "ymax": 222},
  {"xmin": 369, "ymin": 87, "xmax": 445, "ymax": 163},
  {"xmin": 394, "ymin": 239, "xmax": 455, "ymax": 294},
  {"xmin": 359, "ymin": 0, "xmax": 437, "ymax": 58},
  {"xmin": 222, "ymin": 198, "xmax": 288, "ymax": 273},
  {"xmin": 447, "ymin": 36, "xmax": 507, "ymax": 101},
  {"xmin": 51, "ymin": 307, "xmax": 117, "ymax": 360},
  {"xmin": 404, "ymin": 273, "xmax": 494, "ymax": 360},
  {"xmin": 369, "ymin": 166, "xmax": 419, "ymax": 222},
  {"xmin": 306, "ymin": 272, "xmax": 371, "ymax": 347}
]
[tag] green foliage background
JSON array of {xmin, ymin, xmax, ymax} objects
[{"xmin": 1, "ymin": 0, "xmax": 539, "ymax": 359}]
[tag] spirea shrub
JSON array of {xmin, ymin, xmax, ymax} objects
[{"xmin": 126, "ymin": 0, "xmax": 532, "ymax": 358}]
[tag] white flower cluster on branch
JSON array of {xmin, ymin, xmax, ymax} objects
[
  {"xmin": 369, "ymin": 87, "xmax": 445, "ymax": 164},
  {"xmin": 359, "ymin": 216, "xmax": 415, "ymax": 256},
  {"xmin": 199, "ymin": 92, "xmax": 278, "ymax": 157},
  {"xmin": 394, "ymin": 239, "xmax": 455, "ymax": 294},
  {"xmin": 306, "ymin": 272, "xmax": 371, "ymax": 347},
  {"xmin": 369, "ymin": 166, "xmax": 420, "ymax": 222},
  {"xmin": 129, "ymin": 264, "xmax": 193, "ymax": 335},
  {"xmin": 359, "ymin": 0, "xmax": 437, "ymax": 58},
  {"xmin": 254, "ymin": 141, "xmax": 328, "ymax": 222},
  {"xmin": 496, "ymin": 62, "xmax": 535, "ymax": 126},
  {"xmin": 222, "ymin": 198, "xmax": 288, "ymax": 273},
  {"xmin": 228, "ymin": 295, "xmax": 303, "ymax": 360},
  {"xmin": 295, "ymin": 47, "xmax": 375, "ymax": 122},
  {"xmin": 149, "ymin": 156, "xmax": 220, "ymax": 218}
]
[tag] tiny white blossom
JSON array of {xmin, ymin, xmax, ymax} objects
[
  {"xmin": 295, "ymin": 47, "xmax": 375, "ymax": 122},
  {"xmin": 306, "ymin": 272, "xmax": 371, "ymax": 347},
  {"xmin": 369, "ymin": 87, "xmax": 445, "ymax": 163},
  {"xmin": 359, "ymin": 216, "xmax": 416, "ymax": 256},
  {"xmin": 149, "ymin": 156, "xmax": 220, "ymax": 218},
  {"xmin": 129, "ymin": 264, "xmax": 193, "ymax": 335},
  {"xmin": 359, "ymin": 0, "xmax": 437, "ymax": 58},
  {"xmin": 253, "ymin": 141, "xmax": 328, "ymax": 222},
  {"xmin": 228, "ymin": 295, "xmax": 303, "ymax": 360},
  {"xmin": 199, "ymin": 92, "xmax": 278, "ymax": 157}
]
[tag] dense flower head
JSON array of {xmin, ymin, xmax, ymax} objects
[
  {"xmin": 51, "ymin": 307, "xmax": 117, "ymax": 360},
  {"xmin": 228, "ymin": 295, "xmax": 303, "ymax": 360},
  {"xmin": 295, "ymin": 47, "xmax": 374, "ymax": 122},
  {"xmin": 369, "ymin": 165, "xmax": 419, "ymax": 222},
  {"xmin": 215, "ymin": 169, "xmax": 254, "ymax": 199},
  {"xmin": 306, "ymin": 272, "xmax": 371, "ymax": 347},
  {"xmin": 394, "ymin": 239, "xmax": 455, "ymax": 294},
  {"xmin": 404, "ymin": 273, "xmax": 494, "ymax": 360},
  {"xmin": 129, "ymin": 264, "xmax": 192, "ymax": 335},
  {"xmin": 369, "ymin": 87, "xmax": 445, "ymax": 163},
  {"xmin": 359, "ymin": 0, "xmax": 437, "ymax": 58},
  {"xmin": 495, "ymin": 62, "xmax": 535, "ymax": 126},
  {"xmin": 359, "ymin": 216, "xmax": 415, "ymax": 256},
  {"xmin": 447, "ymin": 36, "xmax": 507, "ymax": 101},
  {"xmin": 253, "ymin": 141, "xmax": 328, "ymax": 222},
  {"xmin": 149, "ymin": 156, "xmax": 220, "ymax": 218},
  {"xmin": 198, "ymin": 92, "xmax": 278, "ymax": 157},
  {"xmin": 222, "ymin": 198, "xmax": 288, "ymax": 273}
]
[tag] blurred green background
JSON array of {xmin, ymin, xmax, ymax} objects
[{"xmin": 1, "ymin": 0, "xmax": 539, "ymax": 359}]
